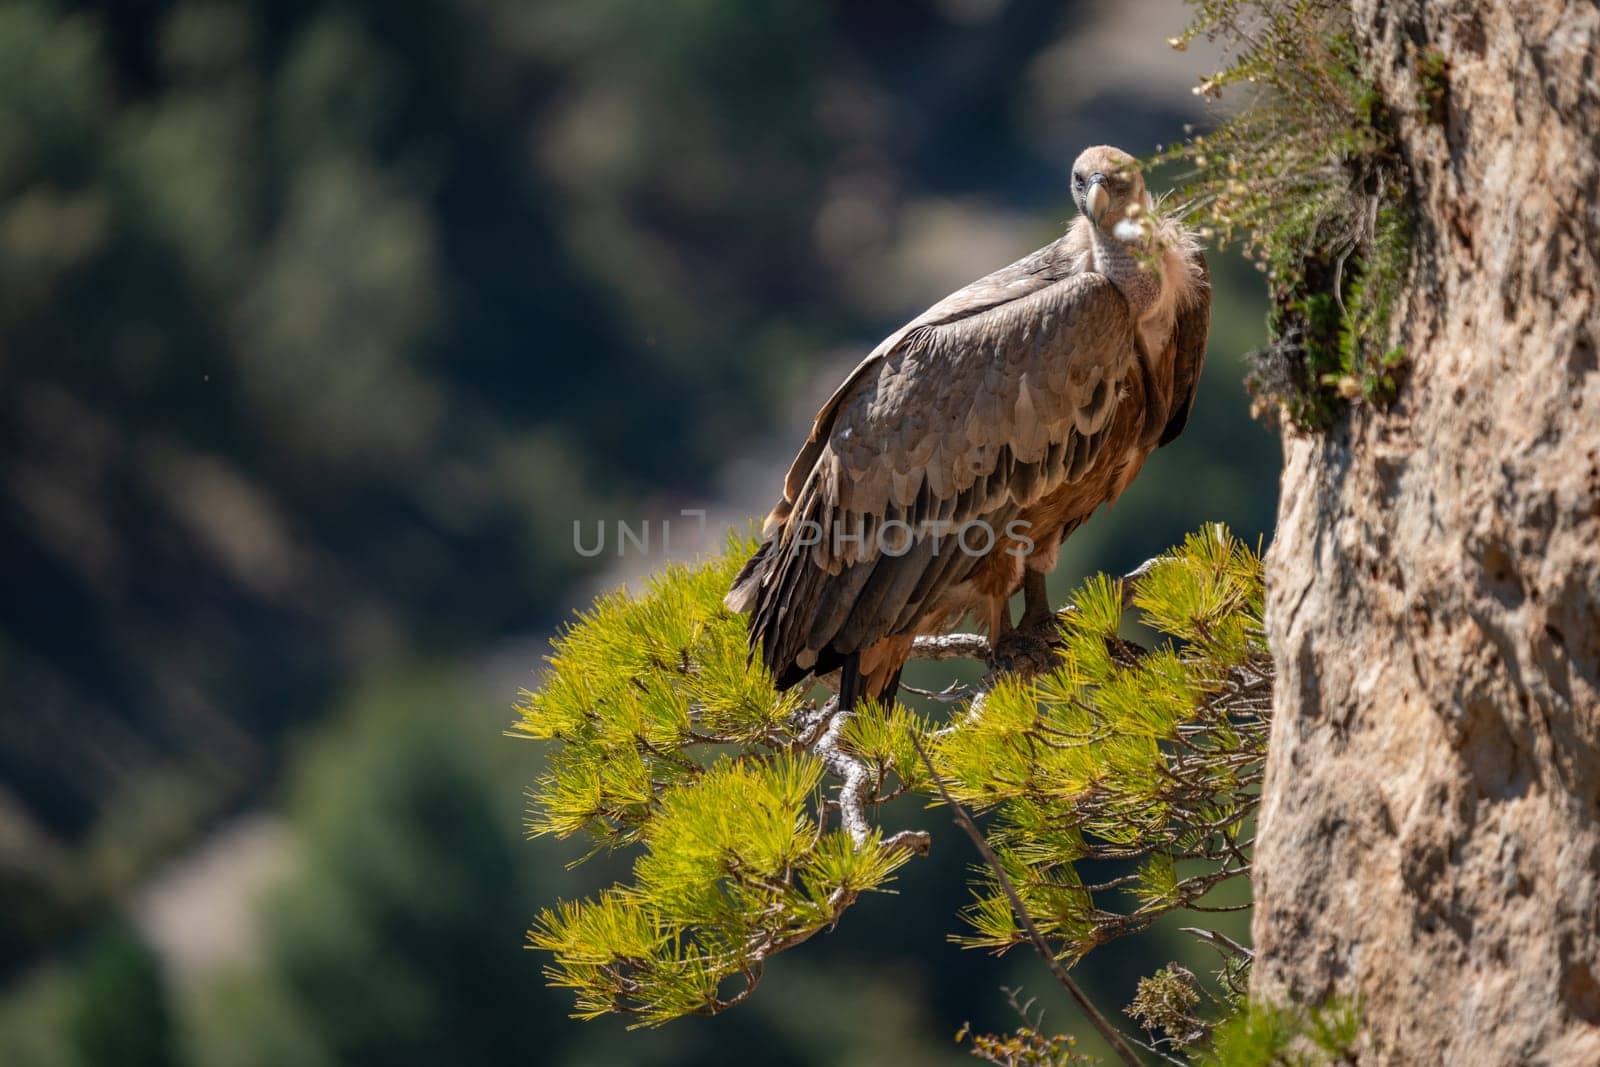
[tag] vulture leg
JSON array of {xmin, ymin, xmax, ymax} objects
[
  {"xmin": 990, "ymin": 572, "xmax": 1061, "ymax": 676},
  {"xmin": 1018, "ymin": 568, "xmax": 1054, "ymax": 633}
]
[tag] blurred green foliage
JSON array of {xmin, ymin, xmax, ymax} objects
[
  {"xmin": 1, "ymin": 673, "xmax": 965, "ymax": 1066},
  {"xmin": 1197, "ymin": 997, "xmax": 1362, "ymax": 1066},
  {"xmin": 67, "ymin": 924, "xmax": 177, "ymax": 1067},
  {"xmin": 0, "ymin": 0, "xmax": 1278, "ymax": 1062}
]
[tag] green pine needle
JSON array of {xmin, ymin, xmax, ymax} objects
[{"xmin": 518, "ymin": 525, "xmax": 1270, "ymax": 1027}]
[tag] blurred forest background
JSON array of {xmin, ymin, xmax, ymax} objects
[{"xmin": 0, "ymin": 0, "xmax": 1278, "ymax": 1063}]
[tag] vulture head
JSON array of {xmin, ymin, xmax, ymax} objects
[{"xmin": 1071, "ymin": 145, "xmax": 1148, "ymax": 232}]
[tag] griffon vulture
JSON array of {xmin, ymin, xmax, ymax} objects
[{"xmin": 727, "ymin": 146, "xmax": 1210, "ymax": 709}]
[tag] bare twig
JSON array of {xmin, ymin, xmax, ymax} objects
[
  {"xmin": 900, "ymin": 680, "xmax": 978, "ymax": 704},
  {"xmin": 1179, "ymin": 927, "xmax": 1255, "ymax": 962}
]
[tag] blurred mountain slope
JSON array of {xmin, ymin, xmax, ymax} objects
[{"xmin": 0, "ymin": 6, "xmax": 1273, "ymax": 1051}]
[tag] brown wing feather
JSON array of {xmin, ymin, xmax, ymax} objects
[
  {"xmin": 1158, "ymin": 247, "xmax": 1210, "ymax": 447},
  {"xmin": 736, "ymin": 254, "xmax": 1137, "ymax": 689},
  {"xmin": 809, "ymin": 275, "xmax": 1131, "ymax": 563},
  {"xmin": 763, "ymin": 233, "xmax": 1089, "ymax": 529}
]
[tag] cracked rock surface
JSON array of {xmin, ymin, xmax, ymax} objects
[{"xmin": 1252, "ymin": 1, "xmax": 1600, "ymax": 1062}]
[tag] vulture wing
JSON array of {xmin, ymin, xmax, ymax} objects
[
  {"xmin": 733, "ymin": 254, "xmax": 1139, "ymax": 688},
  {"xmin": 1159, "ymin": 247, "xmax": 1211, "ymax": 447}
]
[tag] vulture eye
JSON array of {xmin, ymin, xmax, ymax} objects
[{"xmin": 1072, "ymin": 173, "xmax": 1083, "ymax": 188}]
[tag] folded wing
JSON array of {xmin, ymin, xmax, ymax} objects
[
  {"xmin": 1158, "ymin": 247, "xmax": 1211, "ymax": 447},
  {"xmin": 733, "ymin": 266, "xmax": 1139, "ymax": 688}
]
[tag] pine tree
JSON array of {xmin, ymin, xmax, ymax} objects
[{"xmin": 514, "ymin": 526, "xmax": 1289, "ymax": 1058}]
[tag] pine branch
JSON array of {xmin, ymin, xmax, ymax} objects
[
  {"xmin": 908, "ymin": 555, "xmax": 1166, "ymax": 668},
  {"xmin": 909, "ymin": 632, "xmax": 993, "ymax": 661},
  {"xmin": 911, "ymin": 731, "xmax": 1147, "ymax": 1067},
  {"xmin": 522, "ymin": 525, "xmax": 1271, "ymax": 1035}
]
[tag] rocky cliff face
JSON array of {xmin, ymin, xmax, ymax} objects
[{"xmin": 1251, "ymin": 1, "xmax": 1600, "ymax": 1062}]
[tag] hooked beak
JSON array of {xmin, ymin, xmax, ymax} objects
[{"xmin": 1084, "ymin": 173, "xmax": 1108, "ymax": 224}]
